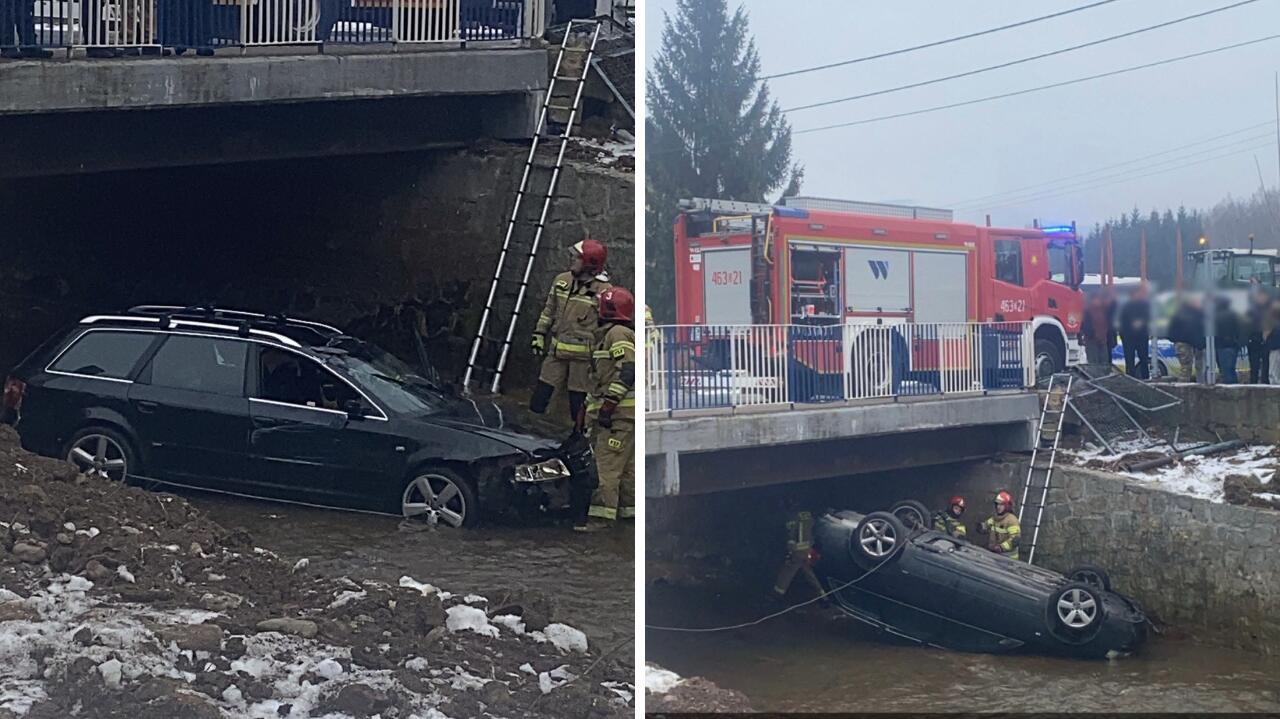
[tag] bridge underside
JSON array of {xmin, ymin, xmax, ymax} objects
[{"xmin": 645, "ymin": 394, "xmax": 1038, "ymax": 497}]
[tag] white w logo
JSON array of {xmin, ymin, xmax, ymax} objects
[{"xmin": 868, "ymin": 260, "xmax": 890, "ymax": 279}]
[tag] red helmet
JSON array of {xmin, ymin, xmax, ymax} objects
[
  {"xmin": 994, "ymin": 491, "xmax": 1014, "ymax": 512},
  {"xmin": 949, "ymin": 496, "xmax": 966, "ymax": 512},
  {"xmin": 572, "ymin": 239, "xmax": 607, "ymax": 274},
  {"xmin": 598, "ymin": 287, "xmax": 634, "ymax": 323}
]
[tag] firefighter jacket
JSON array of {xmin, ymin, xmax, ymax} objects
[
  {"xmin": 589, "ymin": 322, "xmax": 635, "ymax": 420},
  {"xmin": 932, "ymin": 511, "xmax": 967, "ymax": 539},
  {"xmin": 535, "ymin": 272, "xmax": 611, "ymax": 361},
  {"xmin": 786, "ymin": 510, "xmax": 813, "ymax": 551},
  {"xmin": 983, "ymin": 512, "xmax": 1021, "ymax": 559}
]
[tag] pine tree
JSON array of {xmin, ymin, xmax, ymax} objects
[{"xmin": 645, "ymin": 0, "xmax": 801, "ymax": 321}]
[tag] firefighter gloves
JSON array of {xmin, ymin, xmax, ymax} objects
[
  {"xmin": 598, "ymin": 398, "xmax": 618, "ymax": 428},
  {"xmin": 531, "ymin": 333, "xmax": 547, "ymax": 356}
]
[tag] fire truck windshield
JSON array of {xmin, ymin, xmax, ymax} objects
[{"xmin": 1048, "ymin": 244, "xmax": 1073, "ymax": 286}]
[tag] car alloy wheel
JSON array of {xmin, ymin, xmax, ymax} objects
[
  {"xmin": 402, "ymin": 473, "xmax": 468, "ymax": 528},
  {"xmin": 889, "ymin": 500, "xmax": 930, "ymax": 531},
  {"xmin": 1056, "ymin": 587, "xmax": 1098, "ymax": 629},
  {"xmin": 858, "ymin": 517, "xmax": 897, "ymax": 558},
  {"xmin": 67, "ymin": 433, "xmax": 128, "ymax": 482}
]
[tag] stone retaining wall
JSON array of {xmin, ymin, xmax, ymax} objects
[{"xmin": 1137, "ymin": 383, "xmax": 1280, "ymax": 444}]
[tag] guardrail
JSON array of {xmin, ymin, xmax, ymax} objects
[
  {"xmin": 646, "ymin": 321, "xmax": 1035, "ymax": 415},
  {"xmin": 4, "ymin": 0, "xmax": 538, "ymax": 53}
]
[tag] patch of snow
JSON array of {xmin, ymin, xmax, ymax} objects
[
  {"xmin": 548, "ymin": 665, "xmax": 576, "ymax": 681},
  {"xmin": 0, "ymin": 679, "xmax": 47, "ymax": 715},
  {"xmin": 404, "ymin": 657, "xmax": 430, "ymax": 672},
  {"xmin": 448, "ymin": 666, "xmax": 488, "ymax": 691},
  {"xmin": 222, "ymin": 684, "xmax": 243, "ymax": 703},
  {"xmin": 398, "ymin": 576, "xmax": 453, "ymax": 601},
  {"xmin": 98, "ymin": 658, "xmax": 123, "ymax": 687},
  {"xmin": 327, "ymin": 590, "xmax": 366, "ymax": 609},
  {"xmin": 601, "ymin": 680, "xmax": 633, "ymax": 703},
  {"xmin": 646, "ymin": 664, "xmax": 684, "ymax": 694},
  {"xmin": 291, "ymin": 558, "xmax": 309, "ymax": 573},
  {"xmin": 116, "ymin": 565, "xmax": 135, "ymax": 584},
  {"xmin": 314, "ymin": 658, "xmax": 344, "ymax": 680},
  {"xmin": 1256, "ymin": 492, "xmax": 1280, "ymax": 502},
  {"xmin": 445, "ymin": 605, "xmax": 498, "ymax": 638},
  {"xmin": 1067, "ymin": 443, "xmax": 1275, "ymax": 502},
  {"xmin": 538, "ymin": 672, "xmax": 555, "ymax": 695},
  {"xmin": 518, "ymin": 662, "xmax": 536, "ymax": 675},
  {"xmin": 462, "ymin": 594, "xmax": 487, "ymax": 604},
  {"xmin": 539, "ymin": 623, "xmax": 588, "ymax": 653},
  {"xmin": 0, "ymin": 589, "xmax": 24, "ymax": 602},
  {"xmin": 491, "ymin": 614, "xmax": 526, "ymax": 635}
]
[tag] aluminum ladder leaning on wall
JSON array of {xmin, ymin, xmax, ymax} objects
[
  {"xmin": 462, "ymin": 18, "xmax": 602, "ymax": 395},
  {"xmin": 1020, "ymin": 372, "xmax": 1073, "ymax": 565}
]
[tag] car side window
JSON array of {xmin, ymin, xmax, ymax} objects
[
  {"xmin": 257, "ymin": 347, "xmax": 360, "ymax": 411},
  {"xmin": 994, "ymin": 239, "xmax": 1023, "ymax": 286},
  {"xmin": 147, "ymin": 336, "xmax": 248, "ymax": 396},
  {"xmin": 50, "ymin": 331, "xmax": 156, "ymax": 379}
]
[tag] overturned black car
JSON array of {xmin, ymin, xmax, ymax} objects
[
  {"xmin": 2, "ymin": 306, "xmax": 596, "ymax": 528},
  {"xmin": 813, "ymin": 509, "xmax": 1147, "ymax": 658}
]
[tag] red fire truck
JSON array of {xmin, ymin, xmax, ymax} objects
[{"xmin": 672, "ymin": 197, "xmax": 1086, "ymax": 377}]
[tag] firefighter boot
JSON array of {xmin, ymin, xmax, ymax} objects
[{"xmin": 530, "ymin": 380, "xmax": 555, "ymax": 415}]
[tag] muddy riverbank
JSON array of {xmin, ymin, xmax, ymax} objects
[{"xmin": 0, "ymin": 426, "xmax": 634, "ymax": 717}]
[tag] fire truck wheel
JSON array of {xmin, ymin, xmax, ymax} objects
[{"xmin": 1034, "ymin": 339, "xmax": 1063, "ymax": 378}]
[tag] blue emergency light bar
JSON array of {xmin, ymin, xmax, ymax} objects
[
  {"xmin": 774, "ymin": 207, "xmax": 810, "ymax": 219},
  {"xmin": 1040, "ymin": 225, "xmax": 1075, "ymax": 235}
]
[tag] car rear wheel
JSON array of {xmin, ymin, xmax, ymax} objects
[
  {"xmin": 1048, "ymin": 583, "xmax": 1106, "ymax": 643},
  {"xmin": 1066, "ymin": 565, "xmax": 1112, "ymax": 592},
  {"xmin": 888, "ymin": 500, "xmax": 930, "ymax": 532},
  {"xmin": 852, "ymin": 511, "xmax": 906, "ymax": 565},
  {"xmin": 65, "ymin": 427, "xmax": 136, "ymax": 483},
  {"xmin": 400, "ymin": 468, "xmax": 478, "ymax": 528}
]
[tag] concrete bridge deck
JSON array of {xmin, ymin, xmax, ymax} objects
[{"xmin": 645, "ymin": 392, "xmax": 1040, "ymax": 497}]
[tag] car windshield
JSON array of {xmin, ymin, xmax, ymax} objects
[{"xmin": 318, "ymin": 338, "xmax": 450, "ymax": 416}]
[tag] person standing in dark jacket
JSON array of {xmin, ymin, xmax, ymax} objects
[
  {"xmin": 1214, "ymin": 297, "xmax": 1243, "ymax": 384},
  {"xmin": 1167, "ymin": 296, "xmax": 1205, "ymax": 382},
  {"xmin": 1119, "ymin": 284, "xmax": 1152, "ymax": 379},
  {"xmin": 1246, "ymin": 285, "xmax": 1273, "ymax": 383},
  {"xmin": 1266, "ymin": 304, "xmax": 1280, "ymax": 384}
]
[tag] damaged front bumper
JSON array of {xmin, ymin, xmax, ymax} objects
[{"xmin": 503, "ymin": 434, "xmax": 598, "ymax": 513}]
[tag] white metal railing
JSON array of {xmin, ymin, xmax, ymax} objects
[
  {"xmin": 646, "ymin": 321, "xmax": 1035, "ymax": 415},
  {"xmin": 23, "ymin": 0, "xmax": 541, "ymax": 50}
]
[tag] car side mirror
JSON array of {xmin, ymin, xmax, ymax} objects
[{"xmin": 344, "ymin": 399, "xmax": 365, "ymax": 421}]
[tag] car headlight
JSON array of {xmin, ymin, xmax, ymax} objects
[{"xmin": 513, "ymin": 457, "xmax": 572, "ymax": 483}]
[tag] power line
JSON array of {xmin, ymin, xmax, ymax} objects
[
  {"xmin": 948, "ymin": 121, "xmax": 1279, "ymax": 207},
  {"xmin": 955, "ymin": 133, "xmax": 1278, "ymax": 210},
  {"xmin": 783, "ymin": 0, "xmax": 1263, "ymax": 114},
  {"xmin": 760, "ymin": 0, "xmax": 1123, "ymax": 81},
  {"xmin": 962, "ymin": 139, "xmax": 1278, "ymax": 211},
  {"xmin": 793, "ymin": 34, "xmax": 1280, "ymax": 135}
]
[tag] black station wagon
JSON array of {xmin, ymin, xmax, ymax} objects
[{"xmin": 2, "ymin": 306, "xmax": 593, "ymax": 527}]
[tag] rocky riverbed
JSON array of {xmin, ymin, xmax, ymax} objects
[{"xmin": 0, "ymin": 425, "xmax": 633, "ymax": 718}]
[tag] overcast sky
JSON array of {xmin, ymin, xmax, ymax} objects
[{"xmin": 643, "ymin": 0, "xmax": 1280, "ymax": 230}]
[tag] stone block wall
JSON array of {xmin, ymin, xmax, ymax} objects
[
  {"xmin": 1137, "ymin": 384, "xmax": 1280, "ymax": 444},
  {"xmin": 1034, "ymin": 465, "xmax": 1280, "ymax": 653},
  {"xmin": 0, "ymin": 142, "xmax": 634, "ymax": 390}
]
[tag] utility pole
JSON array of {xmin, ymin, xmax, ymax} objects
[
  {"xmin": 1140, "ymin": 227, "xmax": 1147, "ymax": 282},
  {"xmin": 1175, "ymin": 226, "xmax": 1184, "ymax": 295}
]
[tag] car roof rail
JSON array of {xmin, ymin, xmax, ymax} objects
[
  {"xmin": 126, "ymin": 305, "xmax": 342, "ymax": 334},
  {"xmin": 79, "ymin": 314, "xmax": 302, "ymax": 348}
]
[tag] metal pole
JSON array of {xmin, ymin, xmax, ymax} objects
[{"xmin": 1175, "ymin": 226, "xmax": 1184, "ymax": 295}]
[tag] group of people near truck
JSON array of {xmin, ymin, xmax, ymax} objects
[
  {"xmin": 1080, "ymin": 282, "xmax": 1280, "ymax": 384},
  {"xmin": 528, "ymin": 239, "xmax": 636, "ymax": 532},
  {"xmin": 773, "ymin": 491, "xmax": 1023, "ymax": 601}
]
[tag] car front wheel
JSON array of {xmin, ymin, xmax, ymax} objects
[
  {"xmin": 851, "ymin": 511, "xmax": 906, "ymax": 566},
  {"xmin": 1047, "ymin": 582, "xmax": 1106, "ymax": 643},
  {"xmin": 400, "ymin": 468, "xmax": 478, "ymax": 528},
  {"xmin": 65, "ymin": 427, "xmax": 136, "ymax": 483}
]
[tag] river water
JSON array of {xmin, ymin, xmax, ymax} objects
[
  {"xmin": 192, "ymin": 494, "xmax": 635, "ymax": 649},
  {"xmin": 647, "ymin": 585, "xmax": 1280, "ymax": 713}
]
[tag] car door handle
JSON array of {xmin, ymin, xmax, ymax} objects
[{"xmin": 135, "ymin": 400, "xmax": 159, "ymax": 414}]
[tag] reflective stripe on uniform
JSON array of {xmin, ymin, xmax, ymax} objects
[
  {"xmin": 588, "ymin": 505, "xmax": 618, "ymax": 520},
  {"xmin": 619, "ymin": 506, "xmax": 635, "ymax": 519},
  {"xmin": 587, "ymin": 397, "xmax": 636, "ymax": 410}
]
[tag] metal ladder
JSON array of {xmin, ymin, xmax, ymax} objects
[
  {"xmin": 1020, "ymin": 372, "xmax": 1073, "ymax": 565},
  {"xmin": 462, "ymin": 19, "xmax": 602, "ymax": 395}
]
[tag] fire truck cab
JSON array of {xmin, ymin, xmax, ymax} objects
[{"xmin": 673, "ymin": 197, "xmax": 1086, "ymax": 377}]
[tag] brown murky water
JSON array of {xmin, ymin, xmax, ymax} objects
[
  {"xmin": 647, "ymin": 585, "xmax": 1280, "ymax": 713},
  {"xmin": 191, "ymin": 494, "xmax": 635, "ymax": 648}
]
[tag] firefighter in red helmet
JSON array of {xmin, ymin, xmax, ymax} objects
[
  {"xmin": 531, "ymin": 239, "xmax": 611, "ymax": 423},
  {"xmin": 577, "ymin": 286, "xmax": 636, "ymax": 531},
  {"xmin": 977, "ymin": 490, "xmax": 1022, "ymax": 560},
  {"xmin": 932, "ymin": 496, "xmax": 967, "ymax": 539}
]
